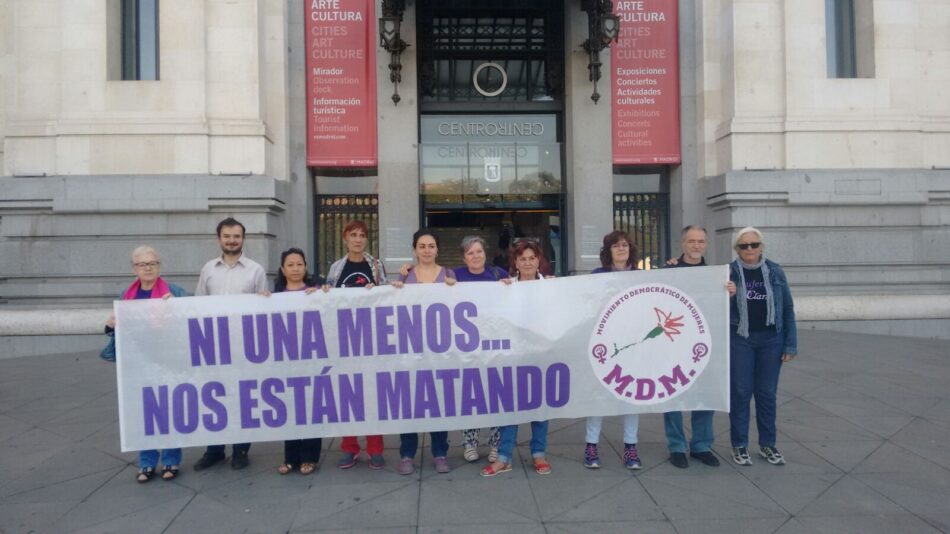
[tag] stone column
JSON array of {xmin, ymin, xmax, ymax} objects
[
  {"xmin": 375, "ymin": 0, "xmax": 420, "ymax": 274},
  {"xmin": 564, "ymin": 1, "xmax": 614, "ymax": 273}
]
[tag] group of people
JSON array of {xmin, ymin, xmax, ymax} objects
[{"xmin": 107, "ymin": 217, "xmax": 797, "ymax": 484}]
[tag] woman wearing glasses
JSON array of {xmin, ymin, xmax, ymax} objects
[
  {"xmin": 583, "ymin": 230, "xmax": 643, "ymax": 470},
  {"xmin": 728, "ymin": 226, "xmax": 798, "ymax": 467},
  {"xmin": 104, "ymin": 246, "xmax": 188, "ymax": 483}
]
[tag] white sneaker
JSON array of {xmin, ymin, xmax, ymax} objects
[
  {"xmin": 759, "ymin": 446, "xmax": 786, "ymax": 465},
  {"xmin": 488, "ymin": 447, "xmax": 499, "ymax": 463},
  {"xmin": 732, "ymin": 446, "xmax": 753, "ymax": 466},
  {"xmin": 463, "ymin": 443, "xmax": 479, "ymax": 462}
]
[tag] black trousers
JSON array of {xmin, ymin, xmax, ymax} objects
[
  {"xmin": 204, "ymin": 443, "xmax": 251, "ymax": 457},
  {"xmin": 284, "ymin": 438, "xmax": 323, "ymax": 465}
]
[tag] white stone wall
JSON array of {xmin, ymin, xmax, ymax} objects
[
  {"xmin": 680, "ymin": 0, "xmax": 950, "ymax": 335},
  {"xmin": 0, "ymin": 1, "xmax": 314, "ymax": 323},
  {"xmin": 692, "ymin": 0, "xmax": 950, "ymax": 174},
  {"xmin": 2, "ymin": 0, "xmax": 949, "ymax": 355},
  {"xmin": 0, "ymin": 174, "xmax": 290, "ymax": 307},
  {"xmin": 565, "ymin": 0, "xmax": 614, "ymax": 272},
  {"xmin": 686, "ymin": 0, "xmax": 950, "ymax": 282},
  {"xmin": 0, "ymin": 0, "xmax": 296, "ymax": 177},
  {"xmin": 375, "ymin": 0, "xmax": 420, "ymax": 273},
  {"xmin": 0, "ymin": 1, "xmax": 11, "ymax": 174}
]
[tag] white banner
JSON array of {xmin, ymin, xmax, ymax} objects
[{"xmin": 116, "ymin": 266, "xmax": 730, "ymax": 451}]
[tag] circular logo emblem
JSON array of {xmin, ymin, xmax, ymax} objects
[
  {"xmin": 472, "ymin": 62, "xmax": 508, "ymax": 97},
  {"xmin": 588, "ymin": 283, "xmax": 711, "ymax": 405}
]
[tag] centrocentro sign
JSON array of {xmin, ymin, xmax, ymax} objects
[{"xmin": 589, "ymin": 283, "xmax": 711, "ymax": 405}]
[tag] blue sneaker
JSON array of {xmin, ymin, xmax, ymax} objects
[
  {"xmin": 584, "ymin": 443, "xmax": 600, "ymax": 469},
  {"xmin": 368, "ymin": 454, "xmax": 385, "ymax": 470},
  {"xmin": 337, "ymin": 453, "xmax": 357, "ymax": 469},
  {"xmin": 623, "ymin": 443, "xmax": 642, "ymax": 470}
]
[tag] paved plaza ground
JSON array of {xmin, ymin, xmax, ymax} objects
[{"xmin": 0, "ymin": 329, "xmax": 948, "ymax": 533}]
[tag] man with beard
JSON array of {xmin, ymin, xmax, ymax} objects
[
  {"xmin": 663, "ymin": 225, "xmax": 721, "ymax": 469},
  {"xmin": 192, "ymin": 217, "xmax": 267, "ymax": 471}
]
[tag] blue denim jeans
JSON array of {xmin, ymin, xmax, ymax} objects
[
  {"xmin": 729, "ymin": 328, "xmax": 784, "ymax": 448},
  {"xmin": 663, "ymin": 410, "xmax": 715, "ymax": 453},
  {"xmin": 399, "ymin": 432, "xmax": 449, "ymax": 459},
  {"xmin": 496, "ymin": 421, "xmax": 549, "ymax": 464},
  {"xmin": 585, "ymin": 414, "xmax": 639, "ymax": 444},
  {"xmin": 139, "ymin": 448, "xmax": 182, "ymax": 469}
]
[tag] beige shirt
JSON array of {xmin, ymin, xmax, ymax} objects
[{"xmin": 195, "ymin": 254, "xmax": 268, "ymax": 296}]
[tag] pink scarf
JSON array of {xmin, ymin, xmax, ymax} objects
[{"xmin": 122, "ymin": 277, "xmax": 172, "ymax": 301}]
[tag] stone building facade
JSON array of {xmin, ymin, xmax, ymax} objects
[{"xmin": 1, "ymin": 0, "xmax": 948, "ymax": 355}]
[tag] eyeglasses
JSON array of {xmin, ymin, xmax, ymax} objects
[
  {"xmin": 133, "ymin": 261, "xmax": 161, "ymax": 269},
  {"xmin": 736, "ymin": 243, "xmax": 761, "ymax": 250}
]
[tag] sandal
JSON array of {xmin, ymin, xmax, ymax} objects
[
  {"xmin": 161, "ymin": 465, "xmax": 179, "ymax": 480},
  {"xmin": 278, "ymin": 463, "xmax": 293, "ymax": 475},
  {"xmin": 136, "ymin": 467, "xmax": 155, "ymax": 483},
  {"xmin": 299, "ymin": 462, "xmax": 316, "ymax": 475},
  {"xmin": 480, "ymin": 462, "xmax": 512, "ymax": 477},
  {"xmin": 533, "ymin": 458, "xmax": 552, "ymax": 475}
]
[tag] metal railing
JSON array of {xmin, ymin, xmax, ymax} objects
[
  {"xmin": 315, "ymin": 195, "xmax": 380, "ymax": 278},
  {"xmin": 613, "ymin": 193, "xmax": 670, "ymax": 270}
]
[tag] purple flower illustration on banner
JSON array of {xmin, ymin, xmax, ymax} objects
[{"xmin": 610, "ymin": 307, "xmax": 685, "ymax": 358}]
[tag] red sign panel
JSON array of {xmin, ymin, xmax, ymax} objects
[
  {"xmin": 306, "ymin": 0, "xmax": 377, "ymax": 167},
  {"xmin": 611, "ymin": 1, "xmax": 680, "ymax": 165}
]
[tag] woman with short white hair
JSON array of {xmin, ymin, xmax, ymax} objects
[
  {"xmin": 103, "ymin": 246, "xmax": 188, "ymax": 482},
  {"xmin": 727, "ymin": 226, "xmax": 798, "ymax": 466}
]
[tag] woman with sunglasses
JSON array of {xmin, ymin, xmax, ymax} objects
[{"xmin": 728, "ymin": 226, "xmax": 797, "ymax": 467}]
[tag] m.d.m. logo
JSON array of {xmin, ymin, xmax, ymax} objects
[{"xmin": 589, "ymin": 283, "xmax": 711, "ymax": 405}]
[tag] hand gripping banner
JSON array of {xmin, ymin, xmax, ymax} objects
[{"xmin": 115, "ymin": 266, "xmax": 729, "ymax": 451}]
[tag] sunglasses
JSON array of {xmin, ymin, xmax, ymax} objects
[{"xmin": 737, "ymin": 242, "xmax": 761, "ymax": 250}]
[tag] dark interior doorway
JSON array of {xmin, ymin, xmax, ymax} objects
[{"xmin": 425, "ymin": 208, "xmax": 562, "ymax": 275}]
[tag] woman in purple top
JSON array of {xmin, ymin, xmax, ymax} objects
[
  {"xmin": 398, "ymin": 234, "xmax": 506, "ymax": 461},
  {"xmin": 455, "ymin": 235, "xmax": 506, "ymax": 462},
  {"xmin": 453, "ymin": 235, "xmax": 509, "ymax": 283},
  {"xmin": 391, "ymin": 229, "xmax": 457, "ymax": 475},
  {"xmin": 584, "ymin": 230, "xmax": 644, "ymax": 470},
  {"xmin": 273, "ymin": 248, "xmax": 326, "ymax": 476}
]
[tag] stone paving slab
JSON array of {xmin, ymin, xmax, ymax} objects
[{"xmin": 0, "ymin": 329, "xmax": 948, "ymax": 533}]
